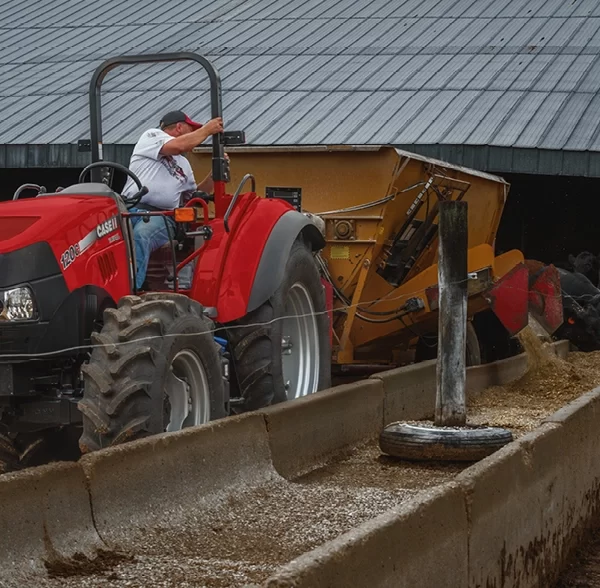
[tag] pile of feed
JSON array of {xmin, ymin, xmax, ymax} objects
[{"xmin": 468, "ymin": 328, "xmax": 600, "ymax": 436}]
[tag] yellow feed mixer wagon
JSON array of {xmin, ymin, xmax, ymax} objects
[{"xmin": 190, "ymin": 145, "xmax": 563, "ymax": 371}]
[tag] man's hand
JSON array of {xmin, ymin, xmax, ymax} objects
[
  {"xmin": 161, "ymin": 117, "xmax": 224, "ymax": 156},
  {"xmin": 203, "ymin": 117, "xmax": 224, "ymax": 135}
]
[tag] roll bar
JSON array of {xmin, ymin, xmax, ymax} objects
[{"xmin": 88, "ymin": 52, "xmax": 226, "ymax": 184}]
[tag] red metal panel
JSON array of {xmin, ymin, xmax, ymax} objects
[
  {"xmin": 484, "ymin": 263, "xmax": 529, "ymax": 336},
  {"xmin": 0, "ymin": 195, "xmax": 130, "ymax": 302},
  {"xmin": 190, "ymin": 193, "xmax": 293, "ymax": 322},
  {"xmin": 527, "ymin": 264, "xmax": 563, "ymax": 335}
]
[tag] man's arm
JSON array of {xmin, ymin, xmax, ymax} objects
[
  {"xmin": 160, "ymin": 117, "xmax": 224, "ymax": 156},
  {"xmin": 196, "ymin": 153, "xmax": 229, "ymax": 194},
  {"xmin": 197, "ymin": 173, "xmax": 214, "ymax": 195}
]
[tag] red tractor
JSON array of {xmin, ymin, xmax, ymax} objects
[{"xmin": 0, "ymin": 53, "xmax": 331, "ymax": 473}]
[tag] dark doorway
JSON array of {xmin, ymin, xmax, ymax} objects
[
  {"xmin": 1, "ymin": 168, "xmax": 81, "ymax": 202},
  {"xmin": 495, "ymin": 173, "xmax": 600, "ymax": 264}
]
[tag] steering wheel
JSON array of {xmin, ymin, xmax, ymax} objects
[{"xmin": 79, "ymin": 161, "xmax": 148, "ymax": 209}]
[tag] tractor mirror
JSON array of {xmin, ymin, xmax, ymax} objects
[{"xmin": 223, "ymin": 131, "xmax": 246, "ymax": 146}]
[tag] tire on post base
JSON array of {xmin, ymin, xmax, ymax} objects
[
  {"xmin": 379, "ymin": 422, "xmax": 513, "ymax": 462},
  {"xmin": 79, "ymin": 293, "xmax": 227, "ymax": 454},
  {"xmin": 227, "ymin": 237, "xmax": 331, "ymax": 411}
]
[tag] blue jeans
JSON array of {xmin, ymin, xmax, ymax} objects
[{"xmin": 129, "ymin": 209, "xmax": 176, "ymax": 289}]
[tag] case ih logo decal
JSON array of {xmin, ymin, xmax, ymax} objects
[
  {"xmin": 60, "ymin": 216, "xmax": 120, "ymax": 270},
  {"xmin": 97, "ymin": 216, "xmax": 118, "ymax": 238}
]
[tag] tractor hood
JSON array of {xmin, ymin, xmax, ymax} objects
[
  {"xmin": 0, "ymin": 194, "xmax": 120, "ymax": 254},
  {"xmin": 0, "ymin": 193, "xmax": 124, "ymax": 294},
  {"xmin": 2, "ymin": 195, "xmax": 100, "ymax": 251}
]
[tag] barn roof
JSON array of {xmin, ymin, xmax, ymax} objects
[{"xmin": 2, "ymin": 0, "xmax": 600, "ymax": 175}]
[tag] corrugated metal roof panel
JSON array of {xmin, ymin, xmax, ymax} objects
[
  {"xmin": 254, "ymin": 92, "xmax": 328, "ymax": 143},
  {"xmin": 398, "ymin": 91, "xmax": 460, "ymax": 144},
  {"xmin": 353, "ymin": 91, "xmax": 426, "ymax": 143},
  {"xmin": 288, "ymin": 55, "xmax": 355, "ymax": 91},
  {"xmin": 563, "ymin": 93, "xmax": 600, "ymax": 151},
  {"xmin": 418, "ymin": 90, "xmax": 481, "ymax": 143},
  {"xmin": 379, "ymin": 54, "xmax": 439, "ymax": 90},
  {"xmin": 509, "ymin": 54, "xmax": 555, "ymax": 90},
  {"xmin": 271, "ymin": 55, "xmax": 338, "ymax": 90},
  {"xmin": 421, "ymin": 54, "xmax": 482, "ymax": 90},
  {"xmin": 354, "ymin": 0, "xmax": 405, "ymax": 19},
  {"xmin": 492, "ymin": 91, "xmax": 548, "ymax": 146},
  {"xmin": 0, "ymin": 0, "xmax": 600, "ymax": 175},
  {"xmin": 238, "ymin": 91, "xmax": 306, "ymax": 140},
  {"xmin": 532, "ymin": 54, "xmax": 579, "ymax": 92},
  {"xmin": 269, "ymin": 92, "xmax": 348, "ymax": 142},
  {"xmin": 557, "ymin": 0, "xmax": 596, "ymax": 18},
  {"xmin": 443, "ymin": 91, "xmax": 504, "ymax": 144},
  {"xmin": 576, "ymin": 55, "xmax": 600, "ymax": 92},
  {"xmin": 299, "ymin": 91, "xmax": 370, "ymax": 143},
  {"xmin": 462, "ymin": 0, "xmax": 496, "ymax": 18},
  {"xmin": 345, "ymin": 91, "xmax": 413, "ymax": 143},
  {"xmin": 313, "ymin": 91, "xmax": 393, "ymax": 144},
  {"xmin": 335, "ymin": 55, "xmax": 397, "ymax": 92},
  {"xmin": 513, "ymin": 92, "xmax": 569, "ymax": 148},
  {"xmin": 445, "ymin": 54, "xmax": 495, "ymax": 90},
  {"xmin": 538, "ymin": 92, "xmax": 595, "ymax": 150},
  {"xmin": 499, "ymin": 17, "xmax": 546, "ymax": 50},
  {"xmin": 465, "ymin": 90, "xmax": 524, "ymax": 144},
  {"xmin": 464, "ymin": 54, "xmax": 514, "ymax": 89},
  {"xmin": 388, "ymin": 0, "xmax": 424, "ymax": 18}
]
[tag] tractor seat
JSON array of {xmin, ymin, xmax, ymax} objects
[{"xmin": 146, "ymin": 242, "xmax": 180, "ymax": 290}]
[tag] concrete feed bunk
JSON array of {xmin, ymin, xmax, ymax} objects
[{"xmin": 2, "ymin": 340, "xmax": 600, "ymax": 587}]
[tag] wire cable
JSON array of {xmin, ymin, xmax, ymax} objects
[{"xmin": 0, "ymin": 273, "xmax": 573, "ymax": 360}]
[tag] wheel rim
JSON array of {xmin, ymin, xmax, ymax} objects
[
  {"xmin": 281, "ymin": 282, "xmax": 320, "ymax": 400},
  {"xmin": 164, "ymin": 349, "xmax": 210, "ymax": 432}
]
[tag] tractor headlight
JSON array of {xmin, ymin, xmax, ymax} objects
[{"xmin": 0, "ymin": 287, "xmax": 37, "ymax": 321}]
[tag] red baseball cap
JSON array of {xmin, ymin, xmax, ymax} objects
[{"xmin": 159, "ymin": 110, "xmax": 203, "ymax": 130}]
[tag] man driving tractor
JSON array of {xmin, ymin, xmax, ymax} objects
[{"xmin": 121, "ymin": 110, "xmax": 225, "ymax": 289}]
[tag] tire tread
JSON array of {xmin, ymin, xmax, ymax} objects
[{"xmin": 80, "ymin": 294, "xmax": 223, "ymax": 453}]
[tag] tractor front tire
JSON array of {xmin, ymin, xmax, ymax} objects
[
  {"xmin": 79, "ymin": 293, "xmax": 227, "ymax": 453},
  {"xmin": 227, "ymin": 237, "xmax": 331, "ymax": 411}
]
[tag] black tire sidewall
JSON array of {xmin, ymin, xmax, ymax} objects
[
  {"xmin": 267, "ymin": 238, "xmax": 331, "ymax": 403},
  {"xmin": 379, "ymin": 423, "xmax": 513, "ymax": 461},
  {"xmin": 148, "ymin": 314, "xmax": 226, "ymax": 431}
]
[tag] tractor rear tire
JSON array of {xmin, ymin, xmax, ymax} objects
[
  {"xmin": 0, "ymin": 433, "xmax": 19, "ymax": 475},
  {"xmin": 79, "ymin": 293, "xmax": 227, "ymax": 453},
  {"xmin": 227, "ymin": 237, "xmax": 331, "ymax": 411}
]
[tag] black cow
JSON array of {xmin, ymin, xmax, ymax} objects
[
  {"xmin": 555, "ymin": 268, "xmax": 600, "ymax": 351},
  {"xmin": 552, "ymin": 252, "xmax": 600, "ymax": 287},
  {"xmin": 569, "ymin": 251, "xmax": 600, "ymax": 288}
]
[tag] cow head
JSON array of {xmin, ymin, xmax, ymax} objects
[
  {"xmin": 558, "ymin": 298, "xmax": 600, "ymax": 352},
  {"xmin": 568, "ymin": 251, "xmax": 599, "ymax": 286}
]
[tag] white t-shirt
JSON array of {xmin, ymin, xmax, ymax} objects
[{"xmin": 122, "ymin": 128, "xmax": 197, "ymax": 209}]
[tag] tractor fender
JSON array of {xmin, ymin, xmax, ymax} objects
[{"xmin": 247, "ymin": 210, "xmax": 325, "ymax": 314}]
